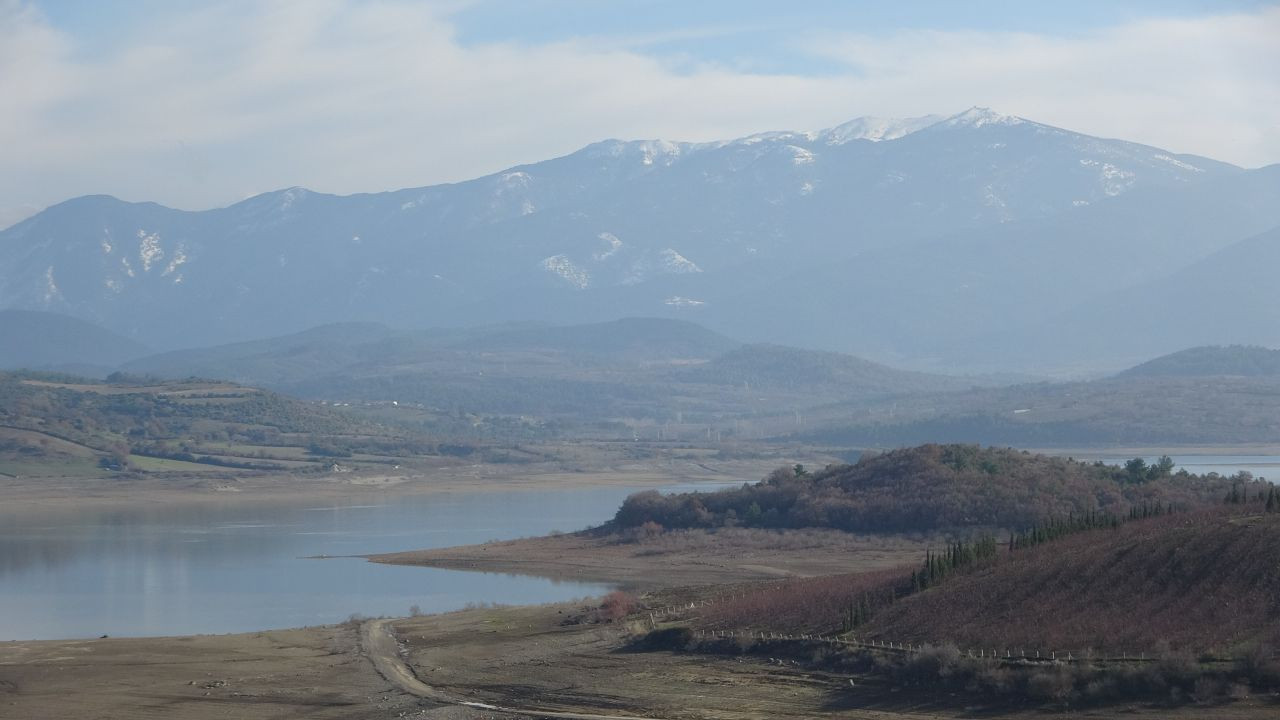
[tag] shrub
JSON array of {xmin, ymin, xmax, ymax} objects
[
  {"xmin": 597, "ymin": 591, "xmax": 636, "ymax": 622},
  {"xmin": 630, "ymin": 627, "xmax": 695, "ymax": 651}
]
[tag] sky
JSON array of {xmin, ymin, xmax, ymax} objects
[{"xmin": 1, "ymin": 0, "xmax": 1278, "ymax": 227}]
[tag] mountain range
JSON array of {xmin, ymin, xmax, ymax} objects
[{"xmin": 2, "ymin": 107, "xmax": 1277, "ymax": 374}]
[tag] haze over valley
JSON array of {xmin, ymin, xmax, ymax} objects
[{"xmin": 3, "ymin": 2, "xmax": 1279, "ymax": 718}]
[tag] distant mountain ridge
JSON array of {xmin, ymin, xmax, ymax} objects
[
  {"xmin": 1118, "ymin": 345, "xmax": 1280, "ymax": 378},
  {"xmin": 121, "ymin": 317, "xmax": 981, "ymax": 428},
  {"xmin": 3, "ymin": 107, "xmax": 1276, "ymax": 373},
  {"xmin": 0, "ymin": 309, "xmax": 149, "ymax": 371}
]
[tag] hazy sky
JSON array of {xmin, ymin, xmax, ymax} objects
[{"xmin": 2, "ymin": 0, "xmax": 1277, "ymax": 227}]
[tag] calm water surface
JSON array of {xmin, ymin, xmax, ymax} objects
[
  {"xmin": 1081, "ymin": 454, "xmax": 1280, "ymax": 480},
  {"xmin": 0, "ymin": 481, "xmax": 730, "ymax": 640}
]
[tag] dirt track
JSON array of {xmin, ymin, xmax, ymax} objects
[{"xmin": 363, "ymin": 618, "xmax": 667, "ymax": 720}]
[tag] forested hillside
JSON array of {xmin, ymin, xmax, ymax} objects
[
  {"xmin": 1118, "ymin": 345, "xmax": 1280, "ymax": 378},
  {"xmin": 615, "ymin": 445, "xmax": 1249, "ymax": 534}
]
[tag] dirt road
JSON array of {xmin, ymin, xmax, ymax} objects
[{"xmin": 362, "ymin": 618, "xmax": 666, "ymax": 720}]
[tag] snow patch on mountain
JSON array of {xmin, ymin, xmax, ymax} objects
[
  {"xmin": 162, "ymin": 245, "xmax": 188, "ymax": 278},
  {"xmin": 1153, "ymin": 154, "xmax": 1203, "ymax": 173},
  {"xmin": 940, "ymin": 107, "xmax": 1025, "ymax": 129},
  {"xmin": 660, "ymin": 249, "xmax": 702, "ymax": 274},
  {"xmin": 100, "ymin": 230, "xmax": 113, "ymax": 255},
  {"xmin": 279, "ymin": 187, "xmax": 307, "ymax": 211},
  {"xmin": 788, "ymin": 146, "xmax": 816, "ymax": 165},
  {"xmin": 1099, "ymin": 163, "xmax": 1136, "ymax": 196},
  {"xmin": 821, "ymin": 114, "xmax": 944, "ymax": 143},
  {"xmin": 594, "ymin": 232, "xmax": 623, "ymax": 260},
  {"xmin": 42, "ymin": 266, "xmax": 62, "ymax": 304},
  {"xmin": 541, "ymin": 254, "xmax": 590, "ymax": 289},
  {"xmin": 586, "ymin": 139, "xmax": 687, "ymax": 166},
  {"xmin": 640, "ymin": 140, "xmax": 683, "ymax": 166},
  {"xmin": 138, "ymin": 230, "xmax": 164, "ymax": 273},
  {"xmin": 500, "ymin": 171, "xmax": 531, "ymax": 188}
]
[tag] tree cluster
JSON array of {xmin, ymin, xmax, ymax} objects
[
  {"xmin": 614, "ymin": 445, "xmax": 1244, "ymax": 535},
  {"xmin": 913, "ymin": 535, "xmax": 999, "ymax": 592},
  {"xmin": 1011, "ymin": 511, "xmax": 1123, "ymax": 551}
]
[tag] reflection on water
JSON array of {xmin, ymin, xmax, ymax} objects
[{"xmin": 0, "ymin": 482, "xmax": 728, "ymax": 640}]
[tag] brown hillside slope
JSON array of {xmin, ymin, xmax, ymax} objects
[
  {"xmin": 863, "ymin": 510, "xmax": 1280, "ymax": 654},
  {"xmin": 616, "ymin": 444, "xmax": 1249, "ymax": 534}
]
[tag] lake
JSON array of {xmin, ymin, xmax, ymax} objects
[
  {"xmin": 0, "ymin": 481, "xmax": 728, "ymax": 641},
  {"xmin": 1077, "ymin": 454, "xmax": 1280, "ymax": 480}
]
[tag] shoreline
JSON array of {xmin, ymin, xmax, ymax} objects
[
  {"xmin": 369, "ymin": 527, "xmax": 925, "ymax": 589},
  {"xmin": 6, "ymin": 443, "xmax": 1277, "ymax": 512},
  {"xmin": 0, "ymin": 454, "xmax": 796, "ymax": 513}
]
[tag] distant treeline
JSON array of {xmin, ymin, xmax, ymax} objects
[{"xmin": 614, "ymin": 444, "xmax": 1261, "ymax": 534}]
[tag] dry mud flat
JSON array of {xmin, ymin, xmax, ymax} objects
[
  {"xmin": 369, "ymin": 528, "xmax": 924, "ymax": 588},
  {"xmin": 386, "ymin": 602, "xmax": 1276, "ymax": 720},
  {"xmin": 0, "ymin": 625, "xmax": 411, "ymax": 720},
  {"xmin": 3, "ymin": 600, "xmax": 1276, "ymax": 719}
]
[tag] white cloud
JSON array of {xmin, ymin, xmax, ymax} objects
[{"xmin": 0, "ymin": 1, "xmax": 1277, "ymax": 225}]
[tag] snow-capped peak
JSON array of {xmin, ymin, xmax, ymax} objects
[
  {"xmin": 821, "ymin": 114, "xmax": 945, "ymax": 144},
  {"xmin": 583, "ymin": 138, "xmax": 688, "ymax": 165},
  {"xmin": 939, "ymin": 107, "xmax": 1025, "ymax": 129}
]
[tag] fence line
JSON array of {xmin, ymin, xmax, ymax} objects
[{"xmin": 685, "ymin": 628, "xmax": 1173, "ymax": 665}]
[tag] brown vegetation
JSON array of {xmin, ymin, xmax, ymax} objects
[
  {"xmin": 862, "ymin": 509, "xmax": 1280, "ymax": 656},
  {"xmin": 615, "ymin": 444, "xmax": 1248, "ymax": 534}
]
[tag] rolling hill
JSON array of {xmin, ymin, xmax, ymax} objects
[
  {"xmin": 860, "ymin": 509, "xmax": 1280, "ymax": 653},
  {"xmin": 0, "ymin": 309, "xmax": 149, "ymax": 371},
  {"xmin": 1118, "ymin": 345, "xmax": 1280, "ymax": 378},
  {"xmin": 674, "ymin": 344, "xmax": 969, "ymax": 396},
  {"xmin": 0, "ymin": 370, "xmax": 449, "ymax": 478},
  {"xmin": 613, "ymin": 445, "xmax": 1243, "ymax": 534},
  {"xmin": 789, "ymin": 369, "xmax": 1280, "ymax": 447},
  {"xmin": 1009, "ymin": 222, "xmax": 1280, "ymax": 370},
  {"xmin": 119, "ymin": 318, "xmax": 979, "ymax": 429}
]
